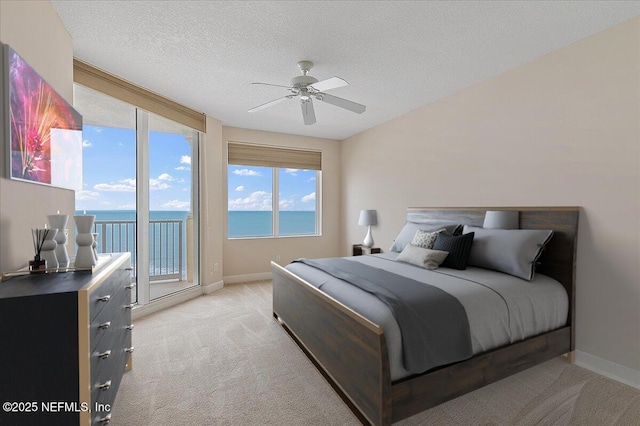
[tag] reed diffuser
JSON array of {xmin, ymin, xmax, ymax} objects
[{"xmin": 30, "ymin": 228, "xmax": 50, "ymax": 273}]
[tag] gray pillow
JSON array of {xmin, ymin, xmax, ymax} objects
[
  {"xmin": 396, "ymin": 244, "xmax": 449, "ymax": 270},
  {"xmin": 390, "ymin": 221, "xmax": 461, "ymax": 252},
  {"xmin": 463, "ymin": 225, "xmax": 554, "ymax": 280}
]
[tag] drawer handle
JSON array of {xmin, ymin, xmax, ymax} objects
[
  {"xmin": 125, "ymin": 303, "xmax": 135, "ymax": 310},
  {"xmin": 97, "ymin": 350, "xmax": 111, "ymax": 360},
  {"xmin": 98, "ymin": 295, "xmax": 111, "ymax": 302},
  {"xmin": 125, "ymin": 284, "xmax": 135, "ymax": 289},
  {"xmin": 97, "ymin": 413, "xmax": 112, "ymax": 424},
  {"xmin": 97, "ymin": 380, "xmax": 111, "ymax": 391},
  {"xmin": 126, "ymin": 324, "xmax": 134, "ymax": 331},
  {"xmin": 99, "ymin": 321, "xmax": 111, "ymax": 330},
  {"xmin": 125, "ymin": 346, "xmax": 135, "ymax": 353}
]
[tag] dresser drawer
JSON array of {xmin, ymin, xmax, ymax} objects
[
  {"xmin": 90, "ymin": 283, "xmax": 132, "ymax": 350},
  {"xmin": 91, "ymin": 296, "xmax": 132, "ymax": 377},
  {"xmin": 91, "ymin": 349, "xmax": 129, "ymax": 425},
  {"xmin": 90, "ymin": 267, "xmax": 130, "ymax": 321}
]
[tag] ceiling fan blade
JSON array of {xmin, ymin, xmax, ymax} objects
[
  {"xmin": 318, "ymin": 93, "xmax": 366, "ymax": 114},
  {"xmin": 301, "ymin": 99, "xmax": 316, "ymax": 125},
  {"xmin": 251, "ymin": 82, "xmax": 293, "ymax": 89},
  {"xmin": 309, "ymin": 77, "xmax": 348, "ymax": 92},
  {"xmin": 248, "ymin": 96, "xmax": 290, "ymax": 113}
]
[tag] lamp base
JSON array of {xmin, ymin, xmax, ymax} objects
[{"xmin": 363, "ymin": 226, "xmax": 374, "ymax": 248}]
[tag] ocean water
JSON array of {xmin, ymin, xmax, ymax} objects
[
  {"xmin": 75, "ymin": 210, "xmax": 189, "ymax": 278},
  {"xmin": 228, "ymin": 211, "xmax": 316, "ymax": 237},
  {"xmin": 73, "ymin": 210, "xmax": 315, "ymax": 276}
]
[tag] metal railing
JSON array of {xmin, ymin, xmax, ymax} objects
[{"xmin": 92, "ymin": 219, "xmax": 184, "ymax": 281}]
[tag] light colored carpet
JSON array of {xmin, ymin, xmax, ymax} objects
[{"xmin": 112, "ymin": 281, "xmax": 640, "ymax": 425}]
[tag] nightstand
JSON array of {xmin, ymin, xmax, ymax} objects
[{"xmin": 352, "ymin": 244, "xmax": 382, "ymax": 256}]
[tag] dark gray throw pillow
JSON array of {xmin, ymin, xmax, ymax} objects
[{"xmin": 432, "ymin": 232, "xmax": 474, "ymax": 270}]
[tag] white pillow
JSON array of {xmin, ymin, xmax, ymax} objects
[
  {"xmin": 410, "ymin": 229, "xmax": 444, "ymax": 249},
  {"xmin": 396, "ymin": 244, "xmax": 449, "ymax": 270}
]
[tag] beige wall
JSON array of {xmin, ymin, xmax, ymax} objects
[
  {"xmin": 222, "ymin": 127, "xmax": 341, "ymax": 278},
  {"xmin": 0, "ymin": 1, "xmax": 75, "ymax": 271},
  {"xmin": 341, "ymin": 17, "xmax": 640, "ymax": 372}
]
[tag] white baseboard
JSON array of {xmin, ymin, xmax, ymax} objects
[
  {"xmin": 223, "ymin": 272, "xmax": 272, "ymax": 284},
  {"xmin": 575, "ymin": 350, "xmax": 640, "ymax": 389},
  {"xmin": 203, "ymin": 280, "xmax": 224, "ymax": 294}
]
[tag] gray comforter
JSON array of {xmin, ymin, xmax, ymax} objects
[
  {"xmin": 293, "ymin": 258, "xmax": 473, "ymax": 374},
  {"xmin": 286, "ymin": 253, "xmax": 568, "ymax": 381}
]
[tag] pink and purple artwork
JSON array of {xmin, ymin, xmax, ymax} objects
[{"xmin": 8, "ymin": 46, "xmax": 83, "ymax": 189}]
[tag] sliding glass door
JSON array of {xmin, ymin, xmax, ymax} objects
[{"xmin": 73, "ymin": 84, "xmax": 200, "ymax": 305}]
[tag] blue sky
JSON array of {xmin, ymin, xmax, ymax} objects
[
  {"xmin": 76, "ymin": 124, "xmax": 317, "ymax": 212},
  {"xmin": 228, "ymin": 166, "xmax": 317, "ymax": 211},
  {"xmin": 75, "ymin": 125, "xmax": 193, "ymax": 211}
]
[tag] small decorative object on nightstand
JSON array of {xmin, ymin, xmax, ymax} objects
[{"xmin": 358, "ymin": 209, "xmax": 378, "ymax": 248}]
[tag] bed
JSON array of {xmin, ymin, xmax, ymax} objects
[{"xmin": 271, "ymin": 207, "xmax": 579, "ymax": 425}]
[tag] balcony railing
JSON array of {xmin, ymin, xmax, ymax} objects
[{"xmin": 92, "ymin": 219, "xmax": 185, "ymax": 281}]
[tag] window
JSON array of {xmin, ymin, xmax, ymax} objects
[{"xmin": 227, "ymin": 143, "xmax": 321, "ymax": 238}]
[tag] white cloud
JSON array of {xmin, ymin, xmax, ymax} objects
[
  {"xmin": 235, "ymin": 185, "xmax": 245, "ymax": 192},
  {"xmin": 149, "ymin": 178, "xmax": 170, "ymax": 190},
  {"xmin": 180, "ymin": 155, "xmax": 191, "ymax": 165},
  {"xmin": 94, "ymin": 179, "xmax": 136, "ymax": 192},
  {"xmin": 76, "ymin": 190, "xmax": 100, "ymax": 200},
  {"xmin": 158, "ymin": 173, "xmax": 173, "ymax": 181},
  {"xmin": 307, "ymin": 176, "xmax": 316, "ymax": 182},
  {"xmin": 162, "ymin": 200, "xmax": 190, "ymax": 210},
  {"xmin": 302, "ymin": 192, "xmax": 316, "ymax": 203},
  {"xmin": 119, "ymin": 203, "xmax": 136, "ymax": 209},
  {"xmin": 232, "ymin": 168, "xmax": 261, "ymax": 177},
  {"xmin": 279, "ymin": 198, "xmax": 295, "ymax": 210},
  {"xmin": 82, "ymin": 140, "xmax": 92, "ymax": 148},
  {"xmin": 228, "ymin": 191, "xmax": 272, "ymax": 211},
  {"xmin": 284, "ymin": 168, "xmax": 299, "ymax": 176},
  {"xmin": 175, "ymin": 166, "xmax": 190, "ymax": 171}
]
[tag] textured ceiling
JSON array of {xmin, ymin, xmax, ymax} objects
[{"xmin": 52, "ymin": 1, "xmax": 640, "ymax": 140}]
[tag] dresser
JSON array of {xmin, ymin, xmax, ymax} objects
[{"xmin": 0, "ymin": 253, "xmax": 133, "ymax": 426}]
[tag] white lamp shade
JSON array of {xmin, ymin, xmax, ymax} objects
[
  {"xmin": 358, "ymin": 210, "xmax": 378, "ymax": 226},
  {"xmin": 483, "ymin": 210, "xmax": 519, "ymax": 229}
]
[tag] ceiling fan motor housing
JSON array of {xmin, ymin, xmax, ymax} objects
[{"xmin": 290, "ymin": 75, "xmax": 319, "ymax": 89}]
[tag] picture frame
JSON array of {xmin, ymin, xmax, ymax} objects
[{"xmin": 1, "ymin": 43, "xmax": 83, "ymax": 191}]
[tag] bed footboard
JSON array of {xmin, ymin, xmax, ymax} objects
[{"xmin": 271, "ymin": 262, "xmax": 391, "ymax": 425}]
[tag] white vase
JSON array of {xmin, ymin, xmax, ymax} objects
[
  {"xmin": 74, "ymin": 215, "xmax": 96, "ymax": 268},
  {"xmin": 48, "ymin": 215, "xmax": 69, "ymax": 268},
  {"xmin": 40, "ymin": 228, "xmax": 59, "ymax": 269},
  {"xmin": 92, "ymin": 232, "xmax": 99, "ymax": 262}
]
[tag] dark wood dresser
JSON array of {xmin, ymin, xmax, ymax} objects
[{"xmin": 0, "ymin": 252, "xmax": 133, "ymax": 425}]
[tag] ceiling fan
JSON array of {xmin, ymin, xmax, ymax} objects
[{"xmin": 248, "ymin": 61, "xmax": 366, "ymax": 125}]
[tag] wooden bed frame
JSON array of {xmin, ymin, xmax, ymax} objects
[{"xmin": 271, "ymin": 207, "xmax": 579, "ymax": 425}]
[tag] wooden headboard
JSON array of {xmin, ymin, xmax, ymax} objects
[{"xmin": 407, "ymin": 207, "xmax": 580, "ymax": 350}]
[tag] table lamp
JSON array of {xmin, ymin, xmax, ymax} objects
[{"xmin": 358, "ymin": 209, "xmax": 378, "ymax": 248}]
